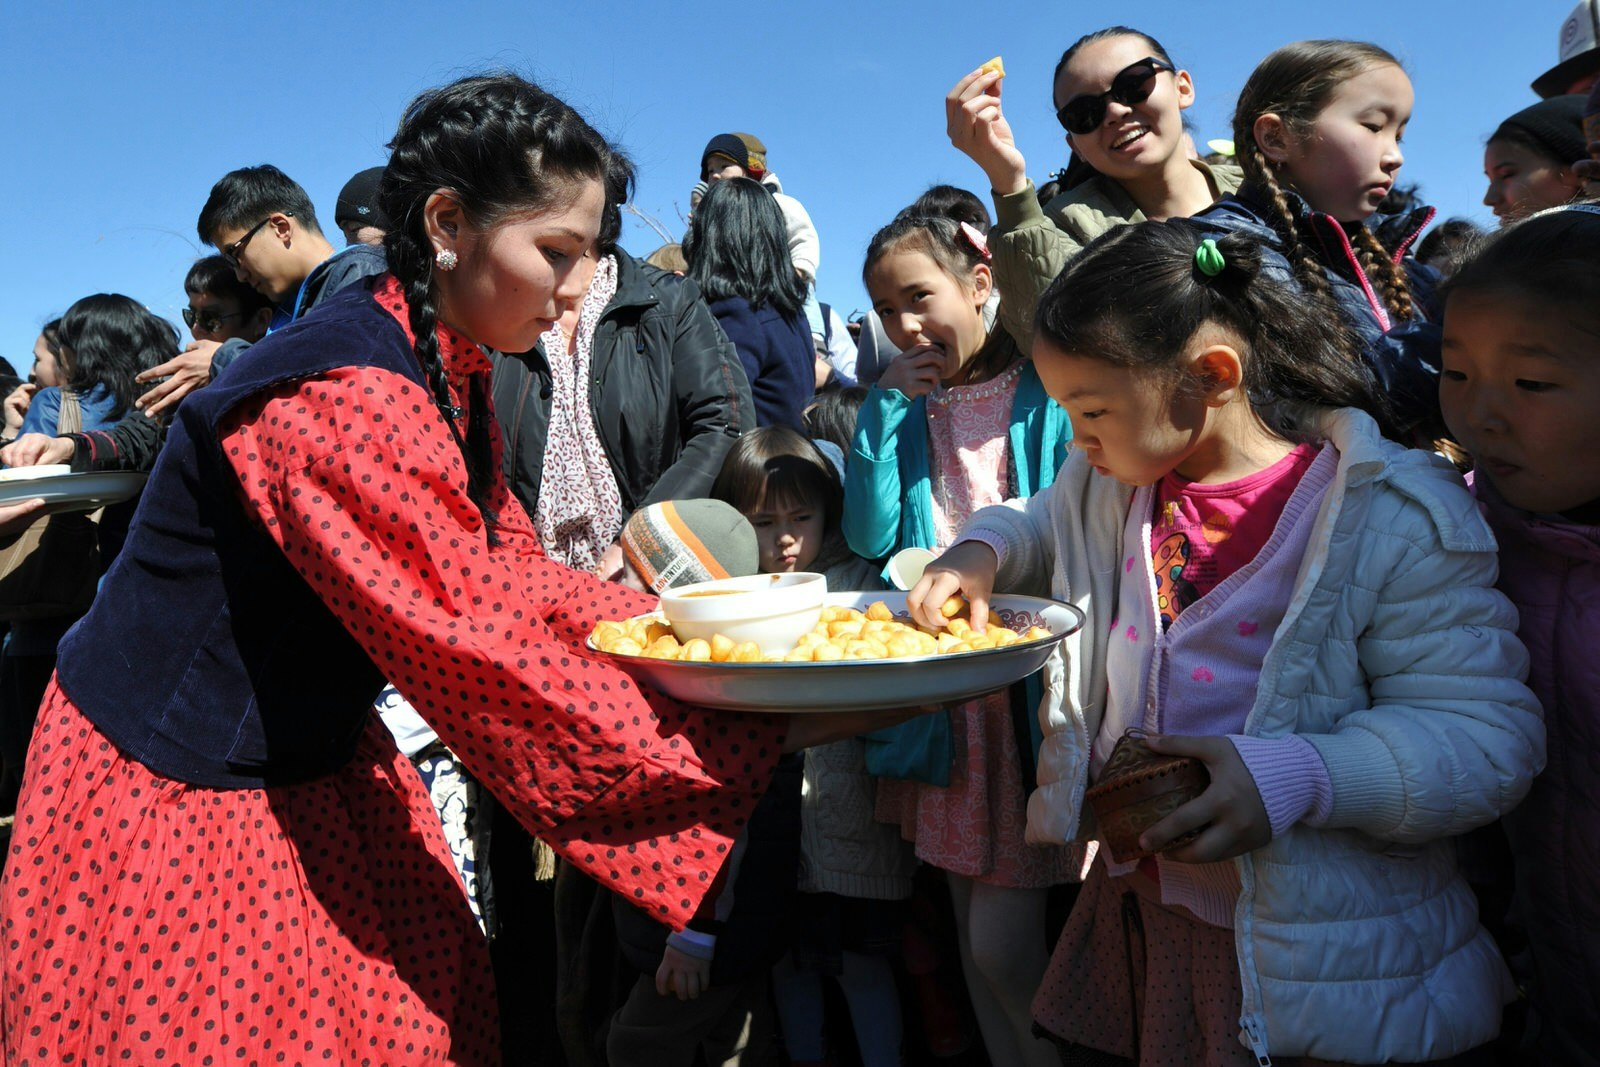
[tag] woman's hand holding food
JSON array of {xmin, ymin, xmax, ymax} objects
[
  {"xmin": 908, "ymin": 540, "xmax": 998, "ymax": 633},
  {"xmin": 946, "ymin": 60, "xmax": 1028, "ymax": 197}
]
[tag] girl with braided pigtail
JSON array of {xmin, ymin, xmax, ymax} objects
[
  {"xmin": 1193, "ymin": 40, "xmax": 1444, "ymax": 443},
  {"xmin": 0, "ymin": 73, "xmax": 888, "ymax": 1066}
]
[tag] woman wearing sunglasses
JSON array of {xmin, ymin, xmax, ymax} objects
[{"xmin": 946, "ymin": 26, "xmax": 1241, "ymax": 355}]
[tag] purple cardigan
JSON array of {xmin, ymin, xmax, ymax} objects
[{"xmin": 1481, "ymin": 483, "xmax": 1600, "ymax": 1062}]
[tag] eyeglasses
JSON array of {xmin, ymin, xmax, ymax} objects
[
  {"xmin": 219, "ymin": 212, "xmax": 292, "ymax": 268},
  {"xmin": 1055, "ymin": 57, "xmax": 1173, "ymax": 135},
  {"xmin": 181, "ymin": 306, "xmax": 247, "ymax": 334}
]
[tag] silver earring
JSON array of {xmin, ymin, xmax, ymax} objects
[{"xmin": 435, "ymin": 248, "xmax": 458, "ymax": 272}]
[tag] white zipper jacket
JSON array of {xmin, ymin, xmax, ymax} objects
[{"xmin": 962, "ymin": 407, "xmax": 1545, "ymax": 1063}]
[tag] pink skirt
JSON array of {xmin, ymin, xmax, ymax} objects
[
  {"xmin": 0, "ymin": 682, "xmax": 497, "ymax": 1066},
  {"xmin": 876, "ymin": 690, "xmax": 1074, "ymax": 889},
  {"xmin": 1031, "ymin": 857, "xmax": 1250, "ymax": 1067}
]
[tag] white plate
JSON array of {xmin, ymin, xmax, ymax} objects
[
  {"xmin": 589, "ymin": 590, "xmax": 1084, "ymax": 713},
  {"xmin": 0, "ymin": 470, "xmax": 147, "ymax": 516}
]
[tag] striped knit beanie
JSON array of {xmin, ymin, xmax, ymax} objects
[{"xmin": 621, "ymin": 499, "xmax": 760, "ymax": 593}]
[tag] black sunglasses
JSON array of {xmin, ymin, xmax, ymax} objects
[
  {"xmin": 1056, "ymin": 57, "xmax": 1173, "ymax": 135},
  {"xmin": 182, "ymin": 307, "xmax": 247, "ymax": 333},
  {"xmin": 219, "ymin": 212, "xmax": 293, "ymax": 268}
]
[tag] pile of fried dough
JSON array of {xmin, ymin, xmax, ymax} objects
[{"xmin": 589, "ymin": 597, "xmax": 1053, "ymax": 664}]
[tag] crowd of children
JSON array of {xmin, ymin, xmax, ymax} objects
[{"xmin": 2, "ymin": 9, "xmax": 1600, "ymax": 1067}]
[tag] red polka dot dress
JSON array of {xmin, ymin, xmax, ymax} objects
[{"xmin": 0, "ymin": 276, "xmax": 786, "ymax": 1065}]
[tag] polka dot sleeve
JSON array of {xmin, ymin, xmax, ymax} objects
[{"xmin": 219, "ymin": 366, "xmax": 785, "ymax": 928}]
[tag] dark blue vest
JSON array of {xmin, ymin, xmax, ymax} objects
[{"xmin": 56, "ymin": 283, "xmax": 431, "ymax": 788}]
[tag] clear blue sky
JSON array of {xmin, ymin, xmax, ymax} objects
[{"xmin": 1, "ymin": 0, "xmax": 1567, "ymax": 370}]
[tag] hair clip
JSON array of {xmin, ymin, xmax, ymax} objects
[
  {"xmin": 1194, "ymin": 238, "xmax": 1225, "ymax": 277},
  {"xmin": 958, "ymin": 221, "xmax": 992, "ymax": 261}
]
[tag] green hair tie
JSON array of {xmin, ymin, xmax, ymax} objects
[{"xmin": 1195, "ymin": 238, "xmax": 1225, "ymax": 278}]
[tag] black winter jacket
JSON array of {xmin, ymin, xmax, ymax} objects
[
  {"xmin": 1193, "ymin": 182, "xmax": 1443, "ymax": 439},
  {"xmin": 491, "ymin": 249, "xmax": 754, "ymax": 517}
]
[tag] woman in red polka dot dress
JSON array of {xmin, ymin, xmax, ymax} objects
[{"xmin": 0, "ymin": 75, "xmax": 874, "ymax": 1066}]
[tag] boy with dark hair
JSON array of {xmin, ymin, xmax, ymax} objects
[
  {"xmin": 195, "ymin": 163, "xmax": 383, "ymax": 332},
  {"xmin": 182, "ymin": 255, "xmax": 273, "ymax": 345},
  {"xmin": 195, "ymin": 163, "xmax": 324, "ymax": 247}
]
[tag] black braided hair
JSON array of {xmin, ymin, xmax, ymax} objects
[{"xmin": 378, "ymin": 73, "xmax": 615, "ymax": 537}]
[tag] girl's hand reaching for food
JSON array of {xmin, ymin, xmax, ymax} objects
[{"xmin": 908, "ymin": 540, "xmax": 997, "ymax": 633}]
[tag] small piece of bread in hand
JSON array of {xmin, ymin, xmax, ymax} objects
[{"xmin": 980, "ymin": 56, "xmax": 1005, "ymax": 78}]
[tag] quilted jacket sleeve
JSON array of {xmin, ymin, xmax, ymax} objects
[
  {"xmin": 1302, "ymin": 486, "xmax": 1545, "ymax": 843},
  {"xmin": 989, "ymin": 183, "xmax": 1085, "ymax": 356}
]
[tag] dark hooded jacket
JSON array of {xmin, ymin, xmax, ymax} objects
[{"xmin": 1193, "ymin": 182, "xmax": 1443, "ymax": 439}]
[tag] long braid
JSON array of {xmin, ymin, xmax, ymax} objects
[
  {"xmin": 379, "ymin": 74, "xmax": 616, "ymax": 545},
  {"xmin": 1350, "ymin": 225, "xmax": 1415, "ymax": 322},
  {"xmin": 376, "ymin": 192, "xmax": 500, "ymax": 541},
  {"xmin": 1246, "ymin": 145, "xmax": 1340, "ymax": 315}
]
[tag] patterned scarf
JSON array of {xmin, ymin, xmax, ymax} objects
[{"xmin": 533, "ymin": 255, "xmax": 624, "ymax": 571}]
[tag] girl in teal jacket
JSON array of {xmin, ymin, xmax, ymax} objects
[{"xmin": 846, "ymin": 215, "xmax": 1071, "ymax": 1067}]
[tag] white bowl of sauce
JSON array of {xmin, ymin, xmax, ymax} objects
[{"xmin": 658, "ymin": 572, "xmax": 827, "ymax": 654}]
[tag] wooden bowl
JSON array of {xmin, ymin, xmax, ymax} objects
[{"xmin": 1084, "ymin": 734, "xmax": 1210, "ymax": 862}]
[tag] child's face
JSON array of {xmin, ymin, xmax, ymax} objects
[
  {"xmin": 1034, "ymin": 342, "xmax": 1208, "ymax": 487},
  {"xmin": 749, "ymin": 490, "xmax": 825, "ymax": 574},
  {"xmin": 1482, "ymin": 138, "xmax": 1582, "ymax": 226},
  {"xmin": 1274, "ymin": 63, "xmax": 1412, "ymax": 223},
  {"xmin": 1441, "ymin": 291, "xmax": 1600, "ymax": 515},
  {"xmin": 866, "ymin": 250, "xmax": 991, "ymax": 383}
]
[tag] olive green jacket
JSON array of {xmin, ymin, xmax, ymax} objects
[{"xmin": 990, "ymin": 160, "xmax": 1244, "ymax": 354}]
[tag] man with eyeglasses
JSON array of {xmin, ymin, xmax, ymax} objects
[
  {"xmin": 2, "ymin": 166, "xmax": 388, "ymax": 474},
  {"xmin": 130, "ymin": 164, "xmax": 388, "ymax": 419}
]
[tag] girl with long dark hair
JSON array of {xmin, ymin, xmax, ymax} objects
[
  {"xmin": 0, "ymin": 297, "xmax": 176, "ymax": 819},
  {"xmin": 684, "ymin": 176, "xmax": 815, "ymax": 429}
]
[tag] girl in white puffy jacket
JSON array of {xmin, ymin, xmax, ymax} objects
[{"xmin": 908, "ymin": 220, "xmax": 1544, "ymax": 1066}]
